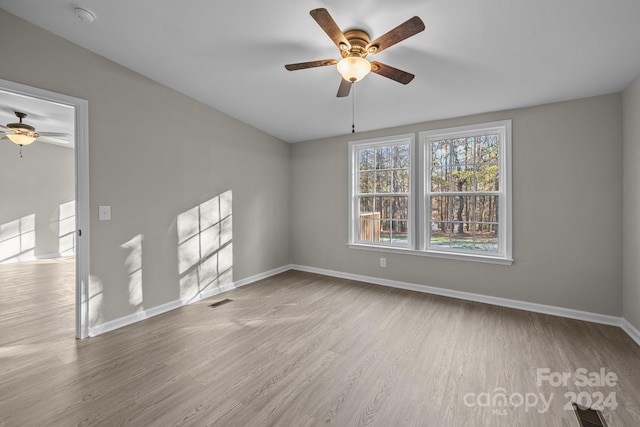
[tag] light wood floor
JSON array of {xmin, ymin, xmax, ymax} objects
[{"xmin": 1, "ymin": 259, "xmax": 639, "ymax": 426}]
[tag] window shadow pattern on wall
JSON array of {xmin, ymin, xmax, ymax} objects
[
  {"xmin": 177, "ymin": 190, "xmax": 233, "ymax": 304},
  {"xmin": 87, "ymin": 274, "xmax": 105, "ymax": 334},
  {"xmin": 121, "ymin": 234, "xmax": 144, "ymax": 312},
  {"xmin": 0, "ymin": 214, "xmax": 36, "ymax": 263},
  {"xmin": 58, "ymin": 200, "xmax": 76, "ymax": 256}
]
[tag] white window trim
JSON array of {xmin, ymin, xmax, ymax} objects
[
  {"xmin": 348, "ymin": 134, "xmax": 416, "ymax": 249},
  {"xmin": 348, "ymin": 121, "xmax": 513, "ymax": 265},
  {"xmin": 419, "ymin": 120, "xmax": 512, "ymax": 262}
]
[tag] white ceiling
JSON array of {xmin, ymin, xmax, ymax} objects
[{"xmin": 1, "ymin": 0, "xmax": 639, "ymax": 143}]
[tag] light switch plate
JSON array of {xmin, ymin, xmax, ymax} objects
[{"xmin": 99, "ymin": 205, "xmax": 111, "ymax": 221}]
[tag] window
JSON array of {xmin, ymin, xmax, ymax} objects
[
  {"xmin": 349, "ymin": 121, "xmax": 511, "ymax": 264},
  {"xmin": 349, "ymin": 134, "xmax": 415, "ymax": 248},
  {"xmin": 420, "ymin": 121, "xmax": 511, "ymax": 261}
]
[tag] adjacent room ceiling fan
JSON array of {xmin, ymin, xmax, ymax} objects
[
  {"xmin": 1, "ymin": 111, "xmax": 71, "ymax": 146},
  {"xmin": 285, "ymin": 8, "xmax": 425, "ymax": 97}
]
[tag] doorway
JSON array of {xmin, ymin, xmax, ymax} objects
[{"xmin": 0, "ymin": 79, "xmax": 89, "ymax": 339}]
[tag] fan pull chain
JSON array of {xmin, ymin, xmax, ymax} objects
[
  {"xmin": 352, "ymin": 83, "xmax": 356, "ymax": 134},
  {"xmin": 19, "ymin": 145, "xmax": 23, "ymax": 158}
]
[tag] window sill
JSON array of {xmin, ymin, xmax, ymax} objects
[{"xmin": 347, "ymin": 243, "xmax": 514, "ymax": 265}]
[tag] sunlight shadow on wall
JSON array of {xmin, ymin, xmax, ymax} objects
[
  {"xmin": 58, "ymin": 200, "xmax": 76, "ymax": 256},
  {"xmin": 88, "ymin": 274, "xmax": 105, "ymax": 330},
  {"xmin": 177, "ymin": 190, "xmax": 233, "ymax": 303},
  {"xmin": 121, "ymin": 234, "xmax": 144, "ymax": 311},
  {"xmin": 0, "ymin": 214, "xmax": 36, "ymax": 263}
]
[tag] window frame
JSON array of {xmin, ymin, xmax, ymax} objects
[
  {"xmin": 419, "ymin": 120, "xmax": 512, "ymax": 262},
  {"xmin": 348, "ymin": 121, "xmax": 512, "ymax": 265},
  {"xmin": 348, "ymin": 134, "xmax": 416, "ymax": 249}
]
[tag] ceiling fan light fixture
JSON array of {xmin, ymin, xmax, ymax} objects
[
  {"xmin": 7, "ymin": 132, "xmax": 36, "ymax": 146},
  {"xmin": 337, "ymin": 56, "xmax": 371, "ymax": 83},
  {"xmin": 5, "ymin": 117, "xmax": 38, "ymax": 145}
]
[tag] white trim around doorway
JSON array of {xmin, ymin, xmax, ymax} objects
[{"xmin": 0, "ymin": 79, "xmax": 90, "ymax": 339}]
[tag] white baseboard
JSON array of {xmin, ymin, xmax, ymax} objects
[
  {"xmin": 88, "ymin": 262, "xmax": 640, "ymax": 348},
  {"xmin": 89, "ymin": 299, "xmax": 183, "ymax": 337},
  {"xmin": 234, "ymin": 265, "xmax": 291, "ymax": 287},
  {"xmin": 290, "ymin": 264, "xmax": 623, "ymax": 328},
  {"xmin": 88, "ymin": 265, "xmax": 290, "ymax": 337},
  {"xmin": 622, "ymin": 318, "xmax": 640, "ymax": 347},
  {"xmin": 36, "ymin": 253, "xmax": 68, "ymax": 260}
]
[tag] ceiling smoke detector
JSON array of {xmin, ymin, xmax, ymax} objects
[{"xmin": 74, "ymin": 7, "xmax": 96, "ymax": 23}]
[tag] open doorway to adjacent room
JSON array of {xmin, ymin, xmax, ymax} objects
[{"xmin": 0, "ymin": 79, "xmax": 89, "ymax": 341}]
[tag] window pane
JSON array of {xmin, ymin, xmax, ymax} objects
[
  {"xmin": 451, "ymin": 137, "xmax": 473, "ymax": 165},
  {"xmin": 452, "ymin": 195, "xmax": 474, "ymax": 226},
  {"xmin": 391, "ymin": 220, "xmax": 409, "ymax": 245},
  {"xmin": 430, "ymin": 222, "xmax": 450, "ymax": 248},
  {"xmin": 359, "ymin": 148, "xmax": 375, "ymax": 170},
  {"xmin": 476, "ymin": 164, "xmax": 499, "ymax": 191},
  {"xmin": 358, "ymin": 215, "xmax": 380, "ymax": 242},
  {"xmin": 430, "ymin": 195, "xmax": 453, "ymax": 222},
  {"xmin": 475, "ymin": 224, "xmax": 498, "ymax": 252},
  {"xmin": 393, "ymin": 170, "xmax": 410, "ymax": 193},
  {"xmin": 450, "ymin": 230, "xmax": 474, "ymax": 250},
  {"xmin": 452, "ymin": 164, "xmax": 473, "ymax": 192},
  {"xmin": 429, "ymin": 194, "xmax": 499, "ymax": 251},
  {"xmin": 376, "ymin": 146, "xmax": 392, "ymax": 170},
  {"xmin": 392, "ymin": 144, "xmax": 410, "ymax": 169},
  {"xmin": 377, "ymin": 197, "xmax": 391, "ymax": 219},
  {"xmin": 431, "ymin": 140, "xmax": 449, "ymax": 167},
  {"xmin": 476, "ymin": 134, "xmax": 500, "ymax": 163},
  {"xmin": 430, "ymin": 166, "xmax": 449, "ymax": 192},
  {"xmin": 376, "ymin": 171, "xmax": 392, "ymax": 193},
  {"xmin": 358, "ymin": 171, "xmax": 375, "ymax": 194},
  {"xmin": 359, "ymin": 196, "xmax": 375, "ymax": 214},
  {"xmin": 474, "ymin": 195, "xmax": 498, "ymax": 223},
  {"xmin": 391, "ymin": 196, "xmax": 409, "ymax": 220},
  {"xmin": 380, "ymin": 220, "xmax": 391, "ymax": 242}
]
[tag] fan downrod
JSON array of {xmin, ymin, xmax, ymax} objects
[{"xmin": 7, "ymin": 111, "xmax": 36, "ymax": 132}]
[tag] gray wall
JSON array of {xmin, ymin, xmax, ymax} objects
[
  {"xmin": 291, "ymin": 94, "xmax": 623, "ymax": 316},
  {"xmin": 0, "ymin": 8, "xmax": 631, "ymax": 329},
  {"xmin": 0, "ymin": 142, "xmax": 75, "ymax": 262},
  {"xmin": 0, "ymin": 10, "xmax": 291, "ymax": 325},
  {"xmin": 623, "ymin": 73, "xmax": 640, "ymax": 331}
]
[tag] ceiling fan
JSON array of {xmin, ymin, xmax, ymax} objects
[
  {"xmin": 1, "ymin": 111, "xmax": 71, "ymax": 146},
  {"xmin": 285, "ymin": 8, "xmax": 425, "ymax": 97}
]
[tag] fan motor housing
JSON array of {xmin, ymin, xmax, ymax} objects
[
  {"xmin": 341, "ymin": 30, "xmax": 372, "ymax": 59},
  {"xmin": 7, "ymin": 122, "xmax": 36, "ymax": 133}
]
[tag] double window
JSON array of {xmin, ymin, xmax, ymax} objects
[{"xmin": 349, "ymin": 121, "xmax": 512, "ymax": 264}]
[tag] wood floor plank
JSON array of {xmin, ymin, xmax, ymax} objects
[{"xmin": 1, "ymin": 260, "xmax": 640, "ymax": 426}]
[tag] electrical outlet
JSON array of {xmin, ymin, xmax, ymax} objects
[{"xmin": 380, "ymin": 257, "xmax": 386, "ymax": 268}]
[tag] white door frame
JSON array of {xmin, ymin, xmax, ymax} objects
[{"xmin": 0, "ymin": 79, "xmax": 90, "ymax": 339}]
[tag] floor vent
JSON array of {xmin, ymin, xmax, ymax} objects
[
  {"xmin": 208, "ymin": 298, "xmax": 233, "ymax": 308},
  {"xmin": 573, "ymin": 404, "xmax": 606, "ymax": 427}
]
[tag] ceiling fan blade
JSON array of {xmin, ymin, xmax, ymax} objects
[
  {"xmin": 370, "ymin": 61, "xmax": 415, "ymax": 84},
  {"xmin": 38, "ymin": 135, "xmax": 71, "ymax": 144},
  {"xmin": 310, "ymin": 8, "xmax": 351, "ymax": 51},
  {"xmin": 285, "ymin": 59, "xmax": 338, "ymax": 71},
  {"xmin": 366, "ymin": 16, "xmax": 425, "ymax": 54},
  {"xmin": 38, "ymin": 131, "xmax": 72, "ymax": 138},
  {"xmin": 337, "ymin": 79, "xmax": 352, "ymax": 97}
]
